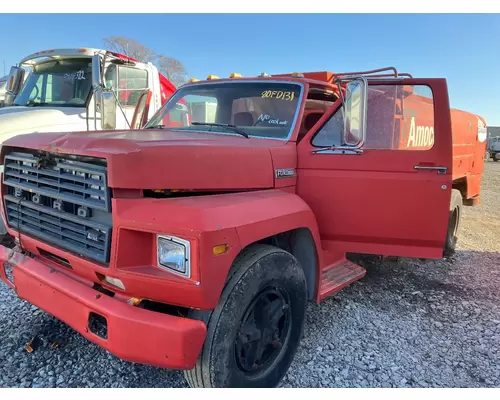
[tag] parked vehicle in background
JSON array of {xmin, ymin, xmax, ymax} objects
[
  {"xmin": 0, "ymin": 67, "xmax": 488, "ymax": 388},
  {"xmin": 1, "ymin": 48, "xmax": 178, "ymax": 143},
  {"xmin": 486, "ymin": 136, "xmax": 500, "ymax": 162},
  {"xmin": 0, "ymin": 47, "xmax": 180, "ymax": 239}
]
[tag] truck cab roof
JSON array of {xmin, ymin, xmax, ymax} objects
[
  {"xmin": 187, "ymin": 73, "xmax": 337, "ymax": 90},
  {"xmin": 19, "ymin": 48, "xmax": 139, "ymax": 66},
  {"xmin": 186, "ymin": 67, "xmax": 415, "ymax": 92}
]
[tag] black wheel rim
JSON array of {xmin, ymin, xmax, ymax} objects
[{"xmin": 234, "ymin": 286, "xmax": 292, "ymax": 377}]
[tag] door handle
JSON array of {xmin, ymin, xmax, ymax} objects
[{"xmin": 413, "ymin": 165, "xmax": 447, "ymax": 174}]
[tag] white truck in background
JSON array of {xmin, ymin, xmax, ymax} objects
[
  {"xmin": 1, "ymin": 48, "xmax": 177, "ymax": 141},
  {"xmin": 0, "ymin": 47, "xmax": 179, "ymax": 240}
]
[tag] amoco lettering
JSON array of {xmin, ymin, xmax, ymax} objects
[{"xmin": 407, "ymin": 117, "xmax": 434, "ymax": 148}]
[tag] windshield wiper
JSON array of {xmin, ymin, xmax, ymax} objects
[
  {"xmin": 312, "ymin": 145, "xmax": 362, "ymax": 154},
  {"xmin": 191, "ymin": 122, "xmax": 249, "ymax": 138},
  {"xmin": 145, "ymin": 124, "xmax": 166, "ymax": 129},
  {"xmin": 26, "ymin": 100, "xmax": 50, "ymax": 107}
]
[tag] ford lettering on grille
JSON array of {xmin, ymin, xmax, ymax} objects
[{"xmin": 2, "ymin": 151, "xmax": 112, "ymax": 265}]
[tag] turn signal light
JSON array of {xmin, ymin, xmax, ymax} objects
[
  {"xmin": 127, "ymin": 297, "xmax": 142, "ymax": 306},
  {"xmin": 212, "ymin": 244, "xmax": 229, "ymax": 256}
]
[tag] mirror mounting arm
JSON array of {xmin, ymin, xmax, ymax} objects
[{"xmin": 311, "ymin": 146, "xmax": 364, "ymax": 155}]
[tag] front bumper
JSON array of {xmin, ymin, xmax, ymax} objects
[{"xmin": 0, "ymin": 245, "xmax": 207, "ymax": 370}]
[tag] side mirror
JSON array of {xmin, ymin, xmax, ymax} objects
[
  {"xmin": 91, "ymin": 55, "xmax": 103, "ymax": 110},
  {"xmin": 92, "ymin": 55, "xmax": 102, "ymax": 90},
  {"xmin": 4, "ymin": 66, "xmax": 25, "ymax": 106},
  {"xmin": 101, "ymin": 89, "xmax": 117, "ymax": 130},
  {"xmin": 343, "ymin": 78, "xmax": 367, "ymax": 148}
]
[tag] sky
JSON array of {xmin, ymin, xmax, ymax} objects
[{"xmin": 1, "ymin": 13, "xmax": 499, "ymax": 124}]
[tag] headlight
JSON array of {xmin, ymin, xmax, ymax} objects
[{"xmin": 157, "ymin": 235, "xmax": 191, "ymax": 277}]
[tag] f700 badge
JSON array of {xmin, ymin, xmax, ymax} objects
[{"xmin": 275, "ymin": 168, "xmax": 295, "ymax": 179}]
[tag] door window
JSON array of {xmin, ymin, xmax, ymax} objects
[
  {"xmin": 104, "ymin": 64, "xmax": 149, "ymax": 108},
  {"xmin": 311, "ymin": 84, "xmax": 435, "ymax": 151}
]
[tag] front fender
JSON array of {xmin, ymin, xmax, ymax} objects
[
  {"xmin": 175, "ymin": 189, "xmax": 323, "ymax": 307},
  {"xmin": 113, "ymin": 189, "xmax": 322, "ymax": 309}
]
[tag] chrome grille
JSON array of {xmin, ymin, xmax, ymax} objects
[{"xmin": 2, "ymin": 151, "xmax": 112, "ymax": 264}]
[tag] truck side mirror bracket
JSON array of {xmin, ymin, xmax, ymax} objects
[
  {"xmin": 4, "ymin": 66, "xmax": 25, "ymax": 106},
  {"xmin": 92, "ymin": 54, "xmax": 103, "ymax": 111},
  {"xmin": 92, "ymin": 54, "xmax": 119, "ymax": 130}
]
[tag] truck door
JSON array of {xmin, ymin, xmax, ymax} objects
[
  {"xmin": 296, "ymin": 78, "xmax": 453, "ymax": 259},
  {"xmin": 103, "ymin": 62, "xmax": 152, "ymax": 129}
]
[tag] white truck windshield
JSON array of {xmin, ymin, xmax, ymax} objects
[
  {"xmin": 145, "ymin": 81, "xmax": 303, "ymax": 140},
  {"xmin": 13, "ymin": 58, "xmax": 92, "ymax": 107}
]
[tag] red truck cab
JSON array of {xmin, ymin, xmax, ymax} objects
[{"xmin": 0, "ymin": 67, "xmax": 486, "ymax": 388}]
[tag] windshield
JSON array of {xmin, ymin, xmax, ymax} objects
[
  {"xmin": 13, "ymin": 58, "xmax": 92, "ymax": 107},
  {"xmin": 145, "ymin": 81, "xmax": 303, "ymax": 140}
]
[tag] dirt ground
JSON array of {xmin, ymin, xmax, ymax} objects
[
  {"xmin": 1, "ymin": 162, "xmax": 499, "ymax": 388},
  {"xmin": 458, "ymin": 161, "xmax": 500, "ymax": 253}
]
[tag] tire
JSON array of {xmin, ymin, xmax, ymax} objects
[
  {"xmin": 184, "ymin": 244, "xmax": 308, "ymax": 388},
  {"xmin": 493, "ymin": 153, "xmax": 500, "ymax": 162},
  {"xmin": 443, "ymin": 189, "xmax": 462, "ymax": 258},
  {"xmin": 484, "ymin": 151, "xmax": 490, "ymax": 161}
]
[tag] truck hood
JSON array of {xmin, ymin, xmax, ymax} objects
[
  {"xmin": 0, "ymin": 106, "xmax": 86, "ymax": 139},
  {"xmin": 1, "ymin": 129, "xmax": 296, "ymax": 190}
]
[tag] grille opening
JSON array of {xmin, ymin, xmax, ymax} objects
[
  {"xmin": 88, "ymin": 312, "xmax": 108, "ymax": 339},
  {"xmin": 2, "ymin": 150, "xmax": 112, "ymax": 265},
  {"xmin": 92, "ymin": 282, "xmax": 115, "ymax": 298},
  {"xmin": 37, "ymin": 248, "xmax": 72, "ymax": 269},
  {"xmin": 138, "ymin": 299, "xmax": 190, "ymax": 318}
]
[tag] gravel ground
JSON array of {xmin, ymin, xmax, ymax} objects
[{"xmin": 1, "ymin": 163, "xmax": 500, "ymax": 388}]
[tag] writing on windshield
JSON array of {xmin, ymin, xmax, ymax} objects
[
  {"xmin": 14, "ymin": 58, "xmax": 92, "ymax": 107},
  {"xmin": 145, "ymin": 81, "xmax": 303, "ymax": 140}
]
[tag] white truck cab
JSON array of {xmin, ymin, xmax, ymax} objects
[
  {"xmin": 1, "ymin": 48, "xmax": 176, "ymax": 144},
  {"xmin": 0, "ymin": 48, "xmax": 177, "ymax": 238}
]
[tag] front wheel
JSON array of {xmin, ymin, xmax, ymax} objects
[
  {"xmin": 493, "ymin": 153, "xmax": 500, "ymax": 162},
  {"xmin": 184, "ymin": 245, "xmax": 308, "ymax": 388}
]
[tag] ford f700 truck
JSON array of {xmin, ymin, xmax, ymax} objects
[{"xmin": 0, "ymin": 66, "xmax": 487, "ymax": 388}]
